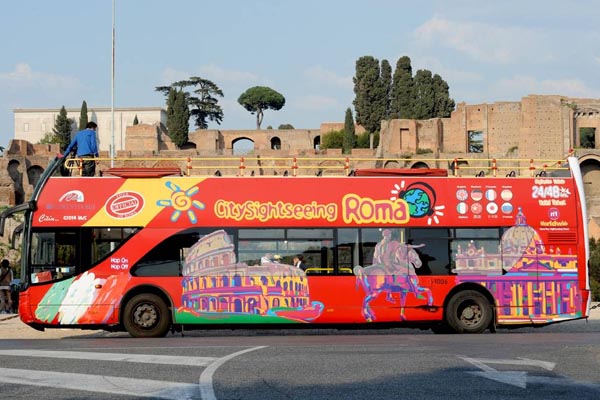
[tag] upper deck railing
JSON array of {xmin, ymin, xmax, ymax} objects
[{"xmin": 62, "ymin": 152, "xmax": 574, "ymax": 178}]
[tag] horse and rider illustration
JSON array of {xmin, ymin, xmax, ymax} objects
[{"xmin": 354, "ymin": 229, "xmax": 433, "ymax": 322}]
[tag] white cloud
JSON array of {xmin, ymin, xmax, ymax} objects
[
  {"xmin": 197, "ymin": 64, "xmax": 260, "ymax": 84},
  {"xmin": 490, "ymin": 75, "xmax": 600, "ymax": 99},
  {"xmin": 0, "ymin": 63, "xmax": 82, "ymax": 90},
  {"xmin": 161, "ymin": 65, "xmax": 263, "ymax": 87},
  {"xmin": 304, "ymin": 65, "xmax": 353, "ymax": 89},
  {"xmin": 413, "ymin": 16, "xmax": 546, "ymax": 64},
  {"xmin": 291, "ymin": 95, "xmax": 340, "ymax": 110}
]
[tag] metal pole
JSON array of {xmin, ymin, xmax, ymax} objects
[{"xmin": 111, "ymin": 0, "xmax": 115, "ymax": 166}]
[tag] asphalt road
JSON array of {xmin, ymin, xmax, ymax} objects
[{"xmin": 0, "ymin": 310, "xmax": 599, "ymax": 399}]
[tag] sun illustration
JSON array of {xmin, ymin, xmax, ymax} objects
[
  {"xmin": 390, "ymin": 181, "xmax": 445, "ymax": 225},
  {"xmin": 156, "ymin": 181, "xmax": 205, "ymax": 223}
]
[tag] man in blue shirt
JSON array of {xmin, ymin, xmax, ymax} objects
[{"xmin": 62, "ymin": 121, "xmax": 99, "ymax": 176}]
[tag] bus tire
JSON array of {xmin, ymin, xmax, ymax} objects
[
  {"xmin": 446, "ymin": 290, "xmax": 492, "ymax": 334},
  {"xmin": 123, "ymin": 293, "xmax": 170, "ymax": 338}
]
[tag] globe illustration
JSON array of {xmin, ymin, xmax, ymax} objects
[{"xmin": 403, "ymin": 188, "xmax": 432, "ymax": 217}]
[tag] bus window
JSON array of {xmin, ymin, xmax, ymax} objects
[
  {"xmin": 92, "ymin": 227, "xmax": 138, "ymax": 264},
  {"xmin": 451, "ymin": 228, "xmax": 503, "ymax": 275},
  {"xmin": 407, "ymin": 228, "xmax": 451, "ymax": 275},
  {"xmin": 30, "ymin": 230, "xmax": 78, "ymax": 283},
  {"xmin": 237, "ymin": 228, "xmax": 334, "ymax": 275}
]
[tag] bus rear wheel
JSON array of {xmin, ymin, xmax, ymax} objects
[
  {"xmin": 446, "ymin": 290, "xmax": 492, "ymax": 334},
  {"xmin": 123, "ymin": 293, "xmax": 170, "ymax": 338}
]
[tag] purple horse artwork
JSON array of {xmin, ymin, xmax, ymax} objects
[{"xmin": 354, "ymin": 230, "xmax": 433, "ymax": 321}]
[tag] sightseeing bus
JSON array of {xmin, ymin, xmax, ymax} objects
[{"xmin": 0, "ymin": 154, "xmax": 591, "ymax": 337}]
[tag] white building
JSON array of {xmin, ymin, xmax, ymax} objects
[{"xmin": 14, "ymin": 107, "xmax": 167, "ymax": 153}]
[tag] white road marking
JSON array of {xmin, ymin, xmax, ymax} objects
[
  {"xmin": 200, "ymin": 346, "xmax": 267, "ymax": 400},
  {"xmin": 463, "ymin": 356, "xmax": 555, "ymax": 371},
  {"xmin": 0, "ymin": 367, "xmax": 199, "ymax": 400},
  {"xmin": 0, "ymin": 349, "xmax": 216, "ymax": 366},
  {"xmin": 0, "ymin": 347, "xmax": 267, "ymax": 399},
  {"xmin": 460, "ymin": 355, "xmax": 600, "ymax": 391}
]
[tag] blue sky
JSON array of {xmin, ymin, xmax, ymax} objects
[{"xmin": 1, "ymin": 0, "xmax": 599, "ymax": 147}]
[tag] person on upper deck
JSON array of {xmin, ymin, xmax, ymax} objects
[{"xmin": 62, "ymin": 121, "xmax": 99, "ymax": 176}]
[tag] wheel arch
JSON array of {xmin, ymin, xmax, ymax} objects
[{"xmin": 119, "ymin": 284, "xmax": 175, "ymax": 327}]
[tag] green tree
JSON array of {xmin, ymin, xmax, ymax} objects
[
  {"xmin": 238, "ymin": 86, "xmax": 286, "ymax": 129},
  {"xmin": 353, "ymin": 56, "xmax": 387, "ymax": 140},
  {"xmin": 380, "ymin": 59, "xmax": 392, "ymax": 119},
  {"xmin": 343, "ymin": 108, "xmax": 356, "ymax": 154},
  {"xmin": 166, "ymin": 88, "xmax": 177, "ymax": 131},
  {"xmin": 156, "ymin": 77, "xmax": 224, "ymax": 129},
  {"xmin": 133, "ymin": 115, "xmax": 139, "ymax": 125},
  {"xmin": 432, "ymin": 74, "xmax": 455, "ymax": 118},
  {"xmin": 53, "ymin": 106, "xmax": 73, "ymax": 152},
  {"xmin": 390, "ymin": 56, "xmax": 415, "ymax": 119},
  {"xmin": 320, "ymin": 130, "xmax": 344, "ymax": 149},
  {"xmin": 278, "ymin": 124, "xmax": 294, "ymax": 129},
  {"xmin": 412, "ymin": 69, "xmax": 436, "ymax": 120},
  {"xmin": 590, "ymin": 238, "xmax": 600, "ymax": 300},
  {"xmin": 79, "ymin": 100, "xmax": 88, "ymax": 131},
  {"xmin": 38, "ymin": 132, "xmax": 58, "ymax": 144},
  {"xmin": 169, "ymin": 90, "xmax": 190, "ymax": 148}
]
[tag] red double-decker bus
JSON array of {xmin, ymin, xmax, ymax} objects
[{"xmin": 0, "ymin": 155, "xmax": 590, "ymax": 337}]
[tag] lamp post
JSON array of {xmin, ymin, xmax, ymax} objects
[{"xmin": 111, "ymin": 0, "xmax": 115, "ymax": 166}]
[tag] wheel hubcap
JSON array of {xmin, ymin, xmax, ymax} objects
[
  {"xmin": 134, "ymin": 303, "xmax": 158, "ymax": 328},
  {"xmin": 460, "ymin": 303, "xmax": 482, "ymax": 327}
]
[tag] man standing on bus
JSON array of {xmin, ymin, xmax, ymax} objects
[{"xmin": 62, "ymin": 121, "xmax": 99, "ymax": 176}]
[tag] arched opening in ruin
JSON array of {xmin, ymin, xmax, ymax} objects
[
  {"xmin": 580, "ymin": 156, "xmax": 600, "ymax": 216},
  {"xmin": 410, "ymin": 161, "xmax": 430, "ymax": 169},
  {"xmin": 180, "ymin": 142, "xmax": 197, "ymax": 150},
  {"xmin": 270, "ymin": 137, "xmax": 281, "ymax": 150},
  {"xmin": 579, "ymin": 127, "xmax": 596, "ymax": 149},
  {"xmin": 7, "ymin": 160, "xmax": 24, "ymax": 205},
  {"xmin": 313, "ymin": 136, "xmax": 321, "ymax": 150},
  {"xmin": 232, "ymin": 137, "xmax": 255, "ymax": 155},
  {"xmin": 27, "ymin": 165, "xmax": 44, "ymax": 189}
]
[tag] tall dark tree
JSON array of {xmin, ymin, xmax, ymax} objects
[
  {"xmin": 133, "ymin": 115, "xmax": 139, "ymax": 125},
  {"xmin": 380, "ymin": 59, "xmax": 392, "ymax": 119},
  {"xmin": 412, "ymin": 69, "xmax": 436, "ymax": 120},
  {"xmin": 166, "ymin": 88, "xmax": 177, "ymax": 131},
  {"xmin": 353, "ymin": 56, "xmax": 386, "ymax": 135},
  {"xmin": 169, "ymin": 90, "xmax": 190, "ymax": 148},
  {"xmin": 432, "ymin": 74, "xmax": 455, "ymax": 117},
  {"xmin": 390, "ymin": 56, "xmax": 415, "ymax": 119},
  {"xmin": 53, "ymin": 106, "xmax": 73, "ymax": 152},
  {"xmin": 238, "ymin": 86, "xmax": 285, "ymax": 129},
  {"xmin": 78, "ymin": 100, "xmax": 88, "ymax": 131},
  {"xmin": 343, "ymin": 108, "xmax": 356, "ymax": 154},
  {"xmin": 156, "ymin": 77, "xmax": 224, "ymax": 130}
]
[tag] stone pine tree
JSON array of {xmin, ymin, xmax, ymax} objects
[
  {"xmin": 380, "ymin": 59, "xmax": 392, "ymax": 119},
  {"xmin": 390, "ymin": 56, "xmax": 415, "ymax": 119},
  {"xmin": 237, "ymin": 86, "xmax": 286, "ymax": 129},
  {"xmin": 79, "ymin": 100, "xmax": 88, "ymax": 131},
  {"xmin": 169, "ymin": 90, "xmax": 190, "ymax": 148},
  {"xmin": 53, "ymin": 106, "xmax": 73, "ymax": 152},
  {"xmin": 412, "ymin": 69, "xmax": 436, "ymax": 120},
  {"xmin": 353, "ymin": 56, "xmax": 386, "ymax": 136},
  {"xmin": 432, "ymin": 74, "xmax": 455, "ymax": 118},
  {"xmin": 343, "ymin": 108, "xmax": 356, "ymax": 154}
]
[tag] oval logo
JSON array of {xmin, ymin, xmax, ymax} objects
[{"xmin": 105, "ymin": 191, "xmax": 144, "ymax": 219}]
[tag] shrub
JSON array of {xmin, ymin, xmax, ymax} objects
[{"xmin": 320, "ymin": 130, "xmax": 344, "ymax": 149}]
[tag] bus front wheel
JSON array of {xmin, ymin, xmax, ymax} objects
[
  {"xmin": 446, "ymin": 290, "xmax": 492, "ymax": 334},
  {"xmin": 123, "ymin": 293, "xmax": 170, "ymax": 338}
]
